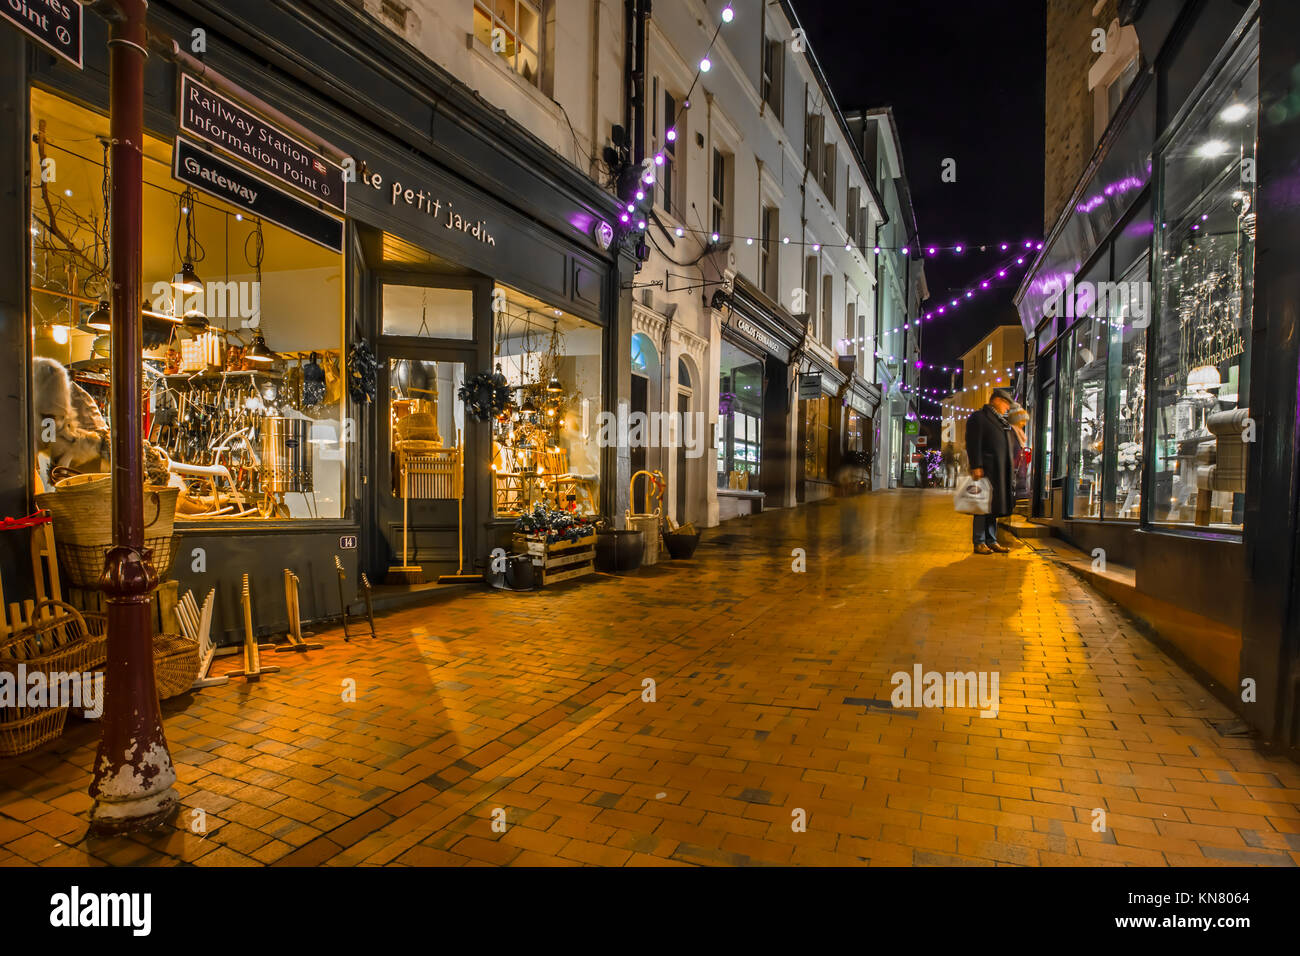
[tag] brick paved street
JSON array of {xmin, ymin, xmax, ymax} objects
[{"xmin": 3, "ymin": 490, "xmax": 1299, "ymax": 867}]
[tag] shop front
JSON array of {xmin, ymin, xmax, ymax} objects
[
  {"xmin": 1, "ymin": 1, "xmax": 627, "ymax": 642},
  {"xmin": 841, "ymin": 378, "xmax": 879, "ymax": 494},
  {"xmin": 795, "ymin": 361, "xmax": 846, "ymax": 504},
  {"xmin": 714, "ymin": 277, "xmax": 800, "ymax": 521},
  {"xmin": 1016, "ymin": 1, "xmax": 1300, "ymax": 749}
]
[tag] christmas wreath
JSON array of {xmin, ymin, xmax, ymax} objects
[
  {"xmin": 515, "ymin": 503, "xmax": 596, "ymax": 543},
  {"xmin": 458, "ymin": 367, "xmax": 512, "ymax": 421},
  {"xmin": 347, "ymin": 339, "xmax": 378, "ymax": 405}
]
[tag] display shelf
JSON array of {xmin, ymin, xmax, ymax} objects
[{"xmin": 163, "ymin": 368, "xmax": 284, "ymax": 384}]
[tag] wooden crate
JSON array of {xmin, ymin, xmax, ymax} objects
[{"xmin": 511, "ymin": 534, "xmax": 596, "ymax": 586}]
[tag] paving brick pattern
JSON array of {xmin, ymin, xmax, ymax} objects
[{"xmin": 2, "ymin": 490, "xmax": 1299, "ymax": 867}]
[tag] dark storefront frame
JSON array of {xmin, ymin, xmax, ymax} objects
[
  {"xmin": 1016, "ymin": 0, "xmax": 1300, "ymax": 751},
  {"xmin": 0, "ymin": 0, "xmax": 631, "ymax": 641}
]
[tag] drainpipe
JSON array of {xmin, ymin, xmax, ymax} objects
[{"xmin": 89, "ymin": 0, "xmax": 179, "ymax": 833}]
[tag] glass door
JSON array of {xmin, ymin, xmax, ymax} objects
[{"xmin": 372, "ymin": 278, "xmax": 481, "ymax": 580}]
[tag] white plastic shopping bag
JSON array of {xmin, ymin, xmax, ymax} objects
[{"xmin": 954, "ymin": 475, "xmax": 992, "ymax": 515}]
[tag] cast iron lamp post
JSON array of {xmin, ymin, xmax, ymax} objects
[{"xmin": 88, "ymin": 0, "xmax": 179, "ymax": 833}]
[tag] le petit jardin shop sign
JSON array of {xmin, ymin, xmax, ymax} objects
[{"xmin": 360, "ymin": 163, "xmax": 497, "ymax": 247}]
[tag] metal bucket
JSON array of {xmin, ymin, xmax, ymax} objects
[
  {"xmin": 261, "ymin": 417, "xmax": 313, "ymax": 493},
  {"xmin": 625, "ymin": 515, "xmax": 661, "ymax": 566}
]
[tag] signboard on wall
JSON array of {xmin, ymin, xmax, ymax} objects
[
  {"xmin": 2, "ymin": 0, "xmax": 82, "ymax": 68},
  {"xmin": 728, "ymin": 315, "xmax": 787, "ymax": 362},
  {"xmin": 179, "ymin": 75, "xmax": 346, "ymax": 212},
  {"xmin": 798, "ymin": 373, "xmax": 822, "ymax": 400},
  {"xmin": 173, "ymin": 138, "xmax": 344, "ymax": 253}
]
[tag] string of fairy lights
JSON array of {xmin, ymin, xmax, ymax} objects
[{"xmin": 627, "ymin": 1, "xmax": 1039, "ymax": 434}]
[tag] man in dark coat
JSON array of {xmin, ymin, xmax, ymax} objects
[{"xmin": 964, "ymin": 387, "xmax": 1016, "ymax": 554}]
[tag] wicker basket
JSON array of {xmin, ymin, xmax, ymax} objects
[
  {"xmin": 55, "ymin": 534, "xmax": 179, "ymax": 590},
  {"xmin": 396, "ymin": 412, "xmax": 441, "ymax": 442},
  {"xmin": 0, "ymin": 707, "xmax": 70, "ymax": 758},
  {"xmin": 153, "ymin": 633, "xmax": 199, "ymax": 700},
  {"xmin": 81, "ymin": 611, "xmax": 107, "ymax": 669},
  {"xmin": 0, "ymin": 600, "xmax": 93, "ymax": 673},
  {"xmin": 0, "ymin": 601, "xmax": 91, "ymax": 756},
  {"xmin": 35, "ymin": 473, "xmax": 112, "ymax": 546}
]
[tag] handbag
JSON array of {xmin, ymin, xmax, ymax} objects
[{"xmin": 954, "ymin": 475, "xmax": 992, "ymax": 515}]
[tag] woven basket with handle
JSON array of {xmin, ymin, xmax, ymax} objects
[{"xmin": 153, "ymin": 633, "xmax": 200, "ymax": 700}]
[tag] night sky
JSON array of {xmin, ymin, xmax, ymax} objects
[{"xmin": 799, "ymin": 0, "xmax": 1047, "ymax": 416}]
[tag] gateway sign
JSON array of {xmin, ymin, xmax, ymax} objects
[{"xmin": 174, "ymin": 138, "xmax": 343, "ymax": 253}]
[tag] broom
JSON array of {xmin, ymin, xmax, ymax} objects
[{"xmin": 386, "ymin": 461, "xmax": 426, "ymax": 585}]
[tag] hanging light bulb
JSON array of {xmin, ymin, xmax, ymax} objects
[
  {"xmin": 547, "ymin": 375, "xmax": 562, "ymax": 394},
  {"xmin": 172, "ymin": 262, "xmax": 203, "ymax": 295},
  {"xmin": 80, "ymin": 301, "xmax": 111, "ymax": 333},
  {"xmin": 246, "ymin": 330, "xmax": 275, "ymax": 363}
]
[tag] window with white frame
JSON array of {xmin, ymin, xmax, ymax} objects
[
  {"xmin": 821, "ymin": 273, "xmax": 833, "ymax": 347},
  {"xmin": 761, "ymin": 38, "xmax": 783, "ymax": 118},
  {"xmin": 653, "ymin": 84, "xmax": 683, "ymax": 217},
  {"xmin": 472, "ymin": 0, "xmax": 543, "ymax": 87},
  {"xmin": 760, "ymin": 205, "xmax": 779, "ymax": 298},
  {"xmin": 711, "ymin": 148, "xmax": 731, "ymax": 237}
]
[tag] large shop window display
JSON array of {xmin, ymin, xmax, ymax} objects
[
  {"xmin": 29, "ymin": 90, "xmax": 346, "ymax": 522},
  {"xmin": 717, "ymin": 339, "xmax": 763, "ymax": 489},
  {"xmin": 1150, "ymin": 26, "xmax": 1257, "ymax": 530},
  {"xmin": 489, "ymin": 287, "xmax": 602, "ymax": 516},
  {"xmin": 1103, "ymin": 253, "xmax": 1149, "ymax": 519}
]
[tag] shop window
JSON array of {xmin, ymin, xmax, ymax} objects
[
  {"xmin": 718, "ymin": 339, "xmax": 763, "ymax": 488},
  {"xmin": 803, "ymin": 395, "xmax": 829, "ymax": 482},
  {"xmin": 472, "ymin": 0, "xmax": 543, "ymax": 88},
  {"xmin": 29, "ymin": 89, "xmax": 346, "ymax": 521},
  {"xmin": 1103, "ymin": 253, "xmax": 1149, "ymax": 519},
  {"xmin": 382, "ymin": 285, "xmax": 474, "ymax": 339},
  {"xmin": 490, "ymin": 288, "xmax": 602, "ymax": 516},
  {"xmin": 1149, "ymin": 26, "xmax": 1257, "ymax": 530},
  {"xmin": 1039, "ymin": 383, "xmax": 1055, "ymax": 508},
  {"xmin": 1054, "ymin": 329, "xmax": 1074, "ymax": 483},
  {"xmin": 1068, "ymin": 315, "xmax": 1108, "ymax": 518}
]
